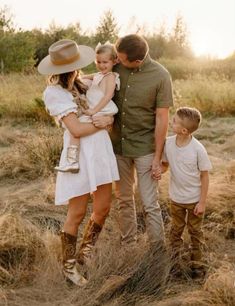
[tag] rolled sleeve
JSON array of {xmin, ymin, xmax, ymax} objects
[{"xmin": 156, "ymin": 73, "xmax": 174, "ymax": 108}]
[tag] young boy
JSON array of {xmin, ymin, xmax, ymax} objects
[{"xmin": 161, "ymin": 107, "xmax": 212, "ymax": 278}]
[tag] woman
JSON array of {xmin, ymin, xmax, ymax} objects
[{"xmin": 38, "ymin": 39, "xmax": 119, "ymax": 286}]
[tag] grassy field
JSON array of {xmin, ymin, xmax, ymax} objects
[{"xmin": 0, "ymin": 73, "xmax": 235, "ymax": 306}]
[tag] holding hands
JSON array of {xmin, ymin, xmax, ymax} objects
[{"xmin": 151, "ymin": 158, "xmax": 162, "ymax": 180}]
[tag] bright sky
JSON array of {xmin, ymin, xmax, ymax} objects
[{"xmin": 1, "ymin": 0, "xmax": 235, "ymax": 58}]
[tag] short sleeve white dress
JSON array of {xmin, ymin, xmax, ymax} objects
[
  {"xmin": 43, "ymin": 84, "xmax": 120, "ymax": 205},
  {"xmin": 79, "ymin": 72, "xmax": 119, "ymax": 123}
]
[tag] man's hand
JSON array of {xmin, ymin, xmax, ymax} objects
[
  {"xmin": 151, "ymin": 158, "xmax": 162, "ymax": 180},
  {"xmin": 92, "ymin": 115, "xmax": 114, "ymax": 128},
  {"xmin": 194, "ymin": 202, "xmax": 205, "ymax": 216}
]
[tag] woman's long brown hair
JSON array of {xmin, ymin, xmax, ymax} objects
[{"xmin": 47, "ymin": 71, "xmax": 88, "ymax": 100}]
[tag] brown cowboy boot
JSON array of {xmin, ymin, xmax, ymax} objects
[
  {"xmin": 77, "ymin": 218, "xmax": 102, "ymax": 265},
  {"xmin": 60, "ymin": 231, "xmax": 87, "ymax": 286}
]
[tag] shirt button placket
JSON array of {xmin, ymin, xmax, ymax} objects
[
  {"xmin": 121, "ymin": 111, "xmax": 126, "ymax": 148},
  {"xmin": 122, "ymin": 76, "xmax": 131, "ymax": 153}
]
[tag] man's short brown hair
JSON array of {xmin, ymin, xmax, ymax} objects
[
  {"xmin": 115, "ymin": 34, "xmax": 149, "ymax": 62},
  {"xmin": 176, "ymin": 107, "xmax": 202, "ymax": 133}
]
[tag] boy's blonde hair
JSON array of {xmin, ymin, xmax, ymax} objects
[
  {"xmin": 95, "ymin": 42, "xmax": 117, "ymax": 61},
  {"xmin": 176, "ymin": 107, "xmax": 202, "ymax": 133}
]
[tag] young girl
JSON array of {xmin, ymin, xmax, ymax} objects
[
  {"xmin": 38, "ymin": 39, "xmax": 119, "ymax": 286},
  {"xmin": 55, "ymin": 42, "xmax": 119, "ymax": 173}
]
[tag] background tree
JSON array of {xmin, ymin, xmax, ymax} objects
[
  {"xmin": 0, "ymin": 5, "xmax": 14, "ymax": 33},
  {"xmin": 0, "ymin": 30, "xmax": 35, "ymax": 73},
  {"xmin": 93, "ymin": 10, "xmax": 119, "ymax": 44},
  {"xmin": 146, "ymin": 23, "xmax": 168, "ymax": 59},
  {"xmin": 147, "ymin": 34, "xmax": 168, "ymax": 59},
  {"xmin": 0, "ymin": 6, "xmax": 35, "ymax": 73},
  {"xmin": 1, "ymin": 7, "xmax": 234, "ymax": 75},
  {"xmin": 33, "ymin": 22, "xmax": 86, "ymax": 66},
  {"xmin": 0, "ymin": 6, "xmax": 14, "ymax": 72},
  {"xmin": 164, "ymin": 14, "xmax": 193, "ymax": 59}
]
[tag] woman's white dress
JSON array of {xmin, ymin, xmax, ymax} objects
[{"xmin": 43, "ymin": 74, "xmax": 119, "ymax": 205}]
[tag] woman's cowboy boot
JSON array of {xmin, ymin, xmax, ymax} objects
[
  {"xmin": 60, "ymin": 231, "xmax": 87, "ymax": 286},
  {"xmin": 77, "ymin": 218, "xmax": 102, "ymax": 265}
]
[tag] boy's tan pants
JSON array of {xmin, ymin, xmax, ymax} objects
[
  {"xmin": 115, "ymin": 154, "xmax": 165, "ymax": 246},
  {"xmin": 169, "ymin": 201, "xmax": 204, "ymax": 267}
]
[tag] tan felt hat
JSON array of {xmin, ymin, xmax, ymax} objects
[{"xmin": 38, "ymin": 39, "xmax": 95, "ymax": 75}]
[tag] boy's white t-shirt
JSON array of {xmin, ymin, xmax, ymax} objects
[{"xmin": 162, "ymin": 135, "xmax": 212, "ymax": 204}]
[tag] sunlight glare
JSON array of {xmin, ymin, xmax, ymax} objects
[{"xmin": 191, "ymin": 36, "xmax": 234, "ymax": 59}]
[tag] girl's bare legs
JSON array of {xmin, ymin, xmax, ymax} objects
[
  {"xmin": 55, "ymin": 133, "xmax": 80, "ymax": 173},
  {"xmin": 77, "ymin": 183, "xmax": 112, "ymax": 264},
  {"xmin": 61, "ymin": 194, "xmax": 89, "ymax": 285}
]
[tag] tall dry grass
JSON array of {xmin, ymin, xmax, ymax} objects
[
  {"xmin": 0, "ymin": 125, "xmax": 62, "ymax": 181},
  {"xmin": 0, "ymin": 208, "xmax": 234, "ymax": 306},
  {"xmin": 0, "ymin": 74, "xmax": 53, "ymax": 124},
  {"xmin": 0, "ymin": 72, "xmax": 234, "ymax": 305},
  {"xmin": 0, "ymin": 213, "xmax": 46, "ymax": 286},
  {"xmin": 1, "ymin": 73, "xmax": 235, "ymax": 120},
  {"xmin": 174, "ymin": 74, "xmax": 235, "ymax": 115},
  {"xmin": 159, "ymin": 56, "xmax": 235, "ymax": 81}
]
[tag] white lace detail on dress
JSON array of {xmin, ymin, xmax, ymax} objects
[{"xmin": 57, "ymin": 108, "xmax": 78, "ymax": 121}]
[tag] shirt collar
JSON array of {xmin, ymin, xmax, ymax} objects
[{"xmin": 133, "ymin": 54, "xmax": 151, "ymax": 72}]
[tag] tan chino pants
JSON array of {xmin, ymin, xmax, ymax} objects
[{"xmin": 115, "ymin": 154, "xmax": 165, "ymax": 245}]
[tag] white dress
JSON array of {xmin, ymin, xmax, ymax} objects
[
  {"xmin": 80, "ymin": 72, "xmax": 119, "ymax": 122},
  {"xmin": 43, "ymin": 84, "xmax": 120, "ymax": 205}
]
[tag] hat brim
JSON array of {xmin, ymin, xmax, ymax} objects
[{"xmin": 37, "ymin": 45, "xmax": 95, "ymax": 75}]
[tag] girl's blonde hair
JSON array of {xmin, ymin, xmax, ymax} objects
[{"xmin": 95, "ymin": 42, "xmax": 117, "ymax": 61}]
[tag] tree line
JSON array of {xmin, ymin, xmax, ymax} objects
[{"xmin": 0, "ymin": 6, "xmax": 196, "ymax": 73}]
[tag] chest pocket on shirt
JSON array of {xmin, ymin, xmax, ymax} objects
[
  {"xmin": 178, "ymin": 157, "xmax": 198, "ymax": 172},
  {"xmin": 181, "ymin": 157, "xmax": 197, "ymax": 172}
]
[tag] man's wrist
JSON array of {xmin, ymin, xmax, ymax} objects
[{"xmin": 153, "ymin": 155, "xmax": 161, "ymax": 164}]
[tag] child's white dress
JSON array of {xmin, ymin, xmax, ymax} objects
[
  {"xmin": 80, "ymin": 72, "xmax": 119, "ymax": 122},
  {"xmin": 43, "ymin": 82, "xmax": 120, "ymax": 205}
]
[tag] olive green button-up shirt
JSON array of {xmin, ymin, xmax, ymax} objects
[{"xmin": 111, "ymin": 54, "xmax": 174, "ymax": 157}]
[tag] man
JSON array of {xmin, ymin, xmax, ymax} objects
[{"xmin": 111, "ymin": 34, "xmax": 174, "ymax": 247}]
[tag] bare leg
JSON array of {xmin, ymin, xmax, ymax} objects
[
  {"xmin": 92, "ymin": 183, "xmax": 112, "ymax": 225},
  {"xmin": 63, "ymin": 193, "xmax": 89, "ymax": 235},
  {"xmin": 77, "ymin": 183, "xmax": 112, "ymax": 264}
]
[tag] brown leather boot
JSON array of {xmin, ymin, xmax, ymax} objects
[
  {"xmin": 77, "ymin": 218, "xmax": 102, "ymax": 265},
  {"xmin": 60, "ymin": 231, "xmax": 87, "ymax": 286}
]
